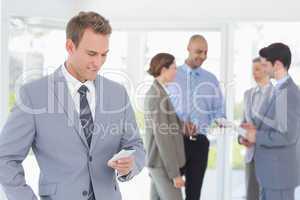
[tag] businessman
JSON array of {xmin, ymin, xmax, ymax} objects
[
  {"xmin": 239, "ymin": 57, "xmax": 273, "ymax": 200},
  {"xmin": 167, "ymin": 35, "xmax": 225, "ymax": 200},
  {"xmin": 242, "ymin": 43, "xmax": 300, "ymax": 200},
  {"xmin": 0, "ymin": 11, "xmax": 145, "ymax": 200}
]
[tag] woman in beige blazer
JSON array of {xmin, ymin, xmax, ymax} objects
[{"xmin": 144, "ymin": 53, "xmax": 186, "ymax": 200}]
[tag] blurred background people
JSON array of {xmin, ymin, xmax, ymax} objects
[
  {"xmin": 239, "ymin": 57, "xmax": 273, "ymax": 200},
  {"xmin": 242, "ymin": 43, "xmax": 300, "ymax": 200},
  {"xmin": 144, "ymin": 53, "xmax": 186, "ymax": 200},
  {"xmin": 167, "ymin": 35, "xmax": 226, "ymax": 200}
]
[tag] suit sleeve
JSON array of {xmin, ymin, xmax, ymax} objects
[
  {"xmin": 148, "ymin": 95, "xmax": 183, "ymax": 180},
  {"xmin": 118, "ymin": 88, "xmax": 146, "ymax": 182},
  {"xmin": 256, "ymin": 90, "xmax": 300, "ymax": 148},
  {"xmin": 0, "ymin": 86, "xmax": 37, "ymax": 200}
]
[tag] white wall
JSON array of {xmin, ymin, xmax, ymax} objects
[
  {"xmin": 6, "ymin": 0, "xmax": 76, "ymax": 21},
  {"xmin": 76, "ymin": 0, "xmax": 300, "ymax": 22},
  {"xmin": 5, "ymin": 0, "xmax": 300, "ymax": 24},
  {"xmin": 0, "ymin": 0, "xmax": 9, "ymax": 128}
]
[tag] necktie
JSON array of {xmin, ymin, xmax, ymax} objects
[
  {"xmin": 78, "ymin": 85, "xmax": 95, "ymax": 200},
  {"xmin": 78, "ymin": 85, "xmax": 94, "ymax": 147}
]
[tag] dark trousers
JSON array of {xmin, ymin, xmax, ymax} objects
[{"xmin": 183, "ymin": 134, "xmax": 210, "ymax": 200}]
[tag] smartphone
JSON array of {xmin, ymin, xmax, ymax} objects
[{"xmin": 110, "ymin": 149, "xmax": 136, "ymax": 161}]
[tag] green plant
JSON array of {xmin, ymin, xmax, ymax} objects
[
  {"xmin": 8, "ymin": 92, "xmax": 16, "ymax": 111},
  {"xmin": 207, "ymin": 146, "xmax": 217, "ymax": 169}
]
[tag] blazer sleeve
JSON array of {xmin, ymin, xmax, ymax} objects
[
  {"xmin": 149, "ymin": 95, "xmax": 183, "ymax": 180},
  {"xmin": 256, "ymin": 88, "xmax": 300, "ymax": 148},
  {"xmin": 0, "ymin": 86, "xmax": 38, "ymax": 200},
  {"xmin": 118, "ymin": 88, "xmax": 146, "ymax": 182}
]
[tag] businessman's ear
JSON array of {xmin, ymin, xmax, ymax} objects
[
  {"xmin": 274, "ymin": 60, "xmax": 285, "ymax": 71},
  {"xmin": 66, "ymin": 39, "xmax": 76, "ymax": 55}
]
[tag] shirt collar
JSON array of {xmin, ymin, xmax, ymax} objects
[
  {"xmin": 275, "ymin": 74, "xmax": 289, "ymax": 90},
  {"xmin": 255, "ymin": 82, "xmax": 272, "ymax": 94},
  {"xmin": 61, "ymin": 63, "xmax": 95, "ymax": 96},
  {"xmin": 182, "ymin": 63, "xmax": 202, "ymax": 76}
]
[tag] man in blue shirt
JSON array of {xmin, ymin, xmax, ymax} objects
[{"xmin": 167, "ymin": 35, "xmax": 225, "ymax": 200}]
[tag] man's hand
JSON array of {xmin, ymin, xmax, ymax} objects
[
  {"xmin": 107, "ymin": 156, "xmax": 134, "ymax": 176},
  {"xmin": 173, "ymin": 176, "xmax": 185, "ymax": 188},
  {"xmin": 241, "ymin": 123, "xmax": 257, "ymax": 143},
  {"xmin": 183, "ymin": 122, "xmax": 197, "ymax": 137},
  {"xmin": 239, "ymin": 136, "xmax": 254, "ymax": 148}
]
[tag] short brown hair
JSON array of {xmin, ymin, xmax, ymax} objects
[
  {"xmin": 148, "ymin": 53, "xmax": 175, "ymax": 77},
  {"xmin": 252, "ymin": 57, "xmax": 261, "ymax": 63},
  {"xmin": 66, "ymin": 11, "xmax": 112, "ymax": 47}
]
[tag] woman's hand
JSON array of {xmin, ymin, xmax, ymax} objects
[{"xmin": 173, "ymin": 176, "xmax": 185, "ymax": 188}]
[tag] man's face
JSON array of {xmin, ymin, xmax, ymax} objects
[
  {"xmin": 260, "ymin": 57, "xmax": 274, "ymax": 79},
  {"xmin": 187, "ymin": 39, "xmax": 208, "ymax": 68},
  {"xmin": 252, "ymin": 62, "xmax": 268, "ymax": 82},
  {"xmin": 66, "ymin": 28, "xmax": 110, "ymax": 81}
]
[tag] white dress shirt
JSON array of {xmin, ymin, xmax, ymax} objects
[
  {"xmin": 62, "ymin": 64, "xmax": 132, "ymax": 180},
  {"xmin": 61, "ymin": 64, "xmax": 96, "ymax": 120}
]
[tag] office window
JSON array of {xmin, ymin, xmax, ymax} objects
[{"xmin": 8, "ymin": 18, "xmax": 66, "ymax": 111}]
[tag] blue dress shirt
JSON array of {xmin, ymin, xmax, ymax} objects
[{"xmin": 167, "ymin": 63, "xmax": 226, "ymax": 135}]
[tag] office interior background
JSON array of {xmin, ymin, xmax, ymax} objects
[{"xmin": 1, "ymin": 0, "xmax": 300, "ymax": 199}]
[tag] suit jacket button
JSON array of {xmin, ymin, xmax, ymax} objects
[
  {"xmin": 89, "ymin": 156, "xmax": 93, "ymax": 162},
  {"xmin": 82, "ymin": 190, "xmax": 88, "ymax": 196}
]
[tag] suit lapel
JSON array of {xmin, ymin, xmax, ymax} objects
[
  {"xmin": 154, "ymin": 80, "xmax": 170, "ymax": 112},
  {"xmin": 257, "ymin": 92, "xmax": 276, "ymax": 129},
  {"xmin": 247, "ymin": 88, "xmax": 261, "ymax": 126},
  {"xmin": 154, "ymin": 80, "xmax": 168, "ymax": 97},
  {"xmin": 257, "ymin": 79, "xmax": 290, "ymax": 129},
  {"xmin": 154, "ymin": 80, "xmax": 179, "ymax": 123},
  {"xmin": 52, "ymin": 66, "xmax": 89, "ymax": 150}
]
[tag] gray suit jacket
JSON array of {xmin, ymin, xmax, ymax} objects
[
  {"xmin": 144, "ymin": 80, "xmax": 186, "ymax": 180},
  {"xmin": 0, "ymin": 66, "xmax": 146, "ymax": 200},
  {"xmin": 242, "ymin": 84, "xmax": 273, "ymax": 163},
  {"xmin": 253, "ymin": 77, "xmax": 300, "ymax": 189}
]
